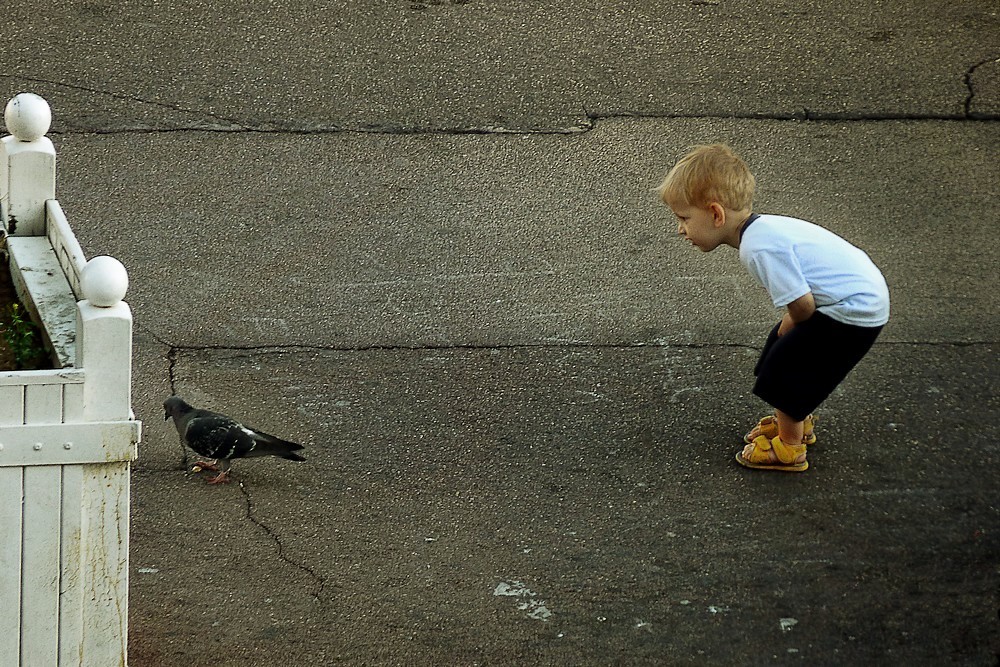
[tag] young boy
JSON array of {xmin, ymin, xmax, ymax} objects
[{"xmin": 656, "ymin": 144, "xmax": 889, "ymax": 472}]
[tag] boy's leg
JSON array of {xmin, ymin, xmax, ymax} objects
[
  {"xmin": 740, "ymin": 314, "xmax": 883, "ymax": 472},
  {"xmin": 753, "ymin": 314, "xmax": 884, "ymax": 431},
  {"xmin": 775, "ymin": 409, "xmax": 804, "ymax": 445},
  {"xmin": 744, "ymin": 413, "xmax": 816, "ymax": 444}
]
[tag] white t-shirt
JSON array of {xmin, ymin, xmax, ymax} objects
[{"xmin": 739, "ymin": 214, "xmax": 890, "ymax": 327}]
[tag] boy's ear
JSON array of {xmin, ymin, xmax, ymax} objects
[{"xmin": 708, "ymin": 202, "xmax": 726, "ymax": 227}]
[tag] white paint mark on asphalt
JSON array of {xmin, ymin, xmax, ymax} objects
[
  {"xmin": 494, "ymin": 581, "xmax": 533, "ymax": 597},
  {"xmin": 780, "ymin": 617, "xmax": 798, "ymax": 632},
  {"xmin": 669, "ymin": 386, "xmax": 703, "ymax": 403},
  {"xmin": 519, "ymin": 601, "xmax": 552, "ymax": 621},
  {"xmin": 574, "ymin": 390, "xmax": 604, "ymax": 404},
  {"xmin": 494, "ymin": 579, "xmax": 552, "ymax": 622}
]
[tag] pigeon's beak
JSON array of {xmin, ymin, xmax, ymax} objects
[{"xmin": 164, "ymin": 409, "xmax": 170, "ymax": 421}]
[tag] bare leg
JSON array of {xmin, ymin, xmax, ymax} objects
[
  {"xmin": 775, "ymin": 409, "xmax": 804, "ymax": 445},
  {"xmin": 746, "ymin": 413, "xmax": 817, "ymax": 444}
]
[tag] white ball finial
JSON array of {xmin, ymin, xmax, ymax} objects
[
  {"xmin": 4, "ymin": 93, "xmax": 52, "ymax": 142},
  {"xmin": 81, "ymin": 256, "xmax": 129, "ymax": 307}
]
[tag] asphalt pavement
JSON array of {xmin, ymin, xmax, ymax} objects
[{"xmin": 2, "ymin": 1, "xmax": 999, "ymax": 665}]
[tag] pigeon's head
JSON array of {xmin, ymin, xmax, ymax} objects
[{"xmin": 163, "ymin": 396, "xmax": 193, "ymax": 421}]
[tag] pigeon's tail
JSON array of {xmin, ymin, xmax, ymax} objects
[{"xmin": 259, "ymin": 438, "xmax": 306, "ymax": 462}]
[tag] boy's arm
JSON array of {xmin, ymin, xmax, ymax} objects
[{"xmin": 778, "ymin": 292, "xmax": 816, "ymax": 336}]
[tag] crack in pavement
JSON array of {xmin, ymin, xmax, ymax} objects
[
  {"xmin": 964, "ymin": 56, "xmax": 1000, "ymax": 118},
  {"xmin": 163, "ymin": 345, "xmax": 190, "ymax": 467},
  {"xmin": 29, "ymin": 109, "xmax": 1000, "ymax": 137},
  {"xmin": 159, "ymin": 340, "xmax": 997, "ymax": 360},
  {"xmin": 157, "ymin": 329, "xmax": 326, "ymax": 601},
  {"xmin": 6, "ymin": 71, "xmax": 999, "ymax": 137},
  {"xmin": 0, "ymin": 72, "xmax": 249, "ymax": 131},
  {"xmin": 237, "ymin": 478, "xmax": 327, "ymax": 603}
]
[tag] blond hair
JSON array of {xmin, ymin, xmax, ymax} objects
[{"xmin": 656, "ymin": 144, "xmax": 755, "ymax": 210}]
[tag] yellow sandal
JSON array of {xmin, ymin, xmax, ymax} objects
[
  {"xmin": 736, "ymin": 435, "xmax": 808, "ymax": 472},
  {"xmin": 744, "ymin": 414, "xmax": 817, "ymax": 445}
]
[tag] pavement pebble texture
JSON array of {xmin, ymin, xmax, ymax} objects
[{"xmin": 2, "ymin": 1, "xmax": 998, "ymax": 665}]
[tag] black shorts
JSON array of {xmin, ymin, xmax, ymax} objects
[{"xmin": 753, "ymin": 311, "xmax": 883, "ymax": 422}]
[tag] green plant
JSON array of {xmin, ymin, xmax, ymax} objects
[{"xmin": 1, "ymin": 303, "xmax": 47, "ymax": 370}]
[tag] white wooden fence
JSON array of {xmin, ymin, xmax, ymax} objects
[{"xmin": 1, "ymin": 93, "xmax": 141, "ymax": 666}]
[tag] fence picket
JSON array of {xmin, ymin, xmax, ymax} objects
[
  {"xmin": 62, "ymin": 379, "xmax": 85, "ymax": 423},
  {"xmin": 0, "ymin": 467, "xmax": 23, "ymax": 661},
  {"xmin": 80, "ymin": 463, "xmax": 130, "ymax": 665},
  {"xmin": 59, "ymin": 464, "xmax": 85, "ymax": 666},
  {"xmin": 24, "ymin": 383, "xmax": 63, "ymax": 424},
  {"xmin": 20, "ymin": 465, "xmax": 62, "ymax": 664},
  {"xmin": 0, "ymin": 384, "xmax": 25, "ymax": 424}
]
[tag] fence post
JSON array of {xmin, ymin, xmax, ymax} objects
[
  {"xmin": 76, "ymin": 255, "xmax": 135, "ymax": 665},
  {"xmin": 78, "ymin": 256, "xmax": 133, "ymax": 420},
  {"xmin": 1, "ymin": 93, "xmax": 56, "ymax": 236}
]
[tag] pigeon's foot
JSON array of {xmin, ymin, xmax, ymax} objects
[
  {"xmin": 193, "ymin": 461, "xmax": 219, "ymax": 472},
  {"xmin": 207, "ymin": 471, "xmax": 231, "ymax": 485}
]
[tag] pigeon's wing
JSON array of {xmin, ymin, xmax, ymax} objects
[
  {"xmin": 238, "ymin": 423, "xmax": 305, "ymax": 459},
  {"xmin": 183, "ymin": 412, "xmax": 257, "ymax": 460}
]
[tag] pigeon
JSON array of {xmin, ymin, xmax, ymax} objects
[{"xmin": 164, "ymin": 396, "xmax": 306, "ymax": 484}]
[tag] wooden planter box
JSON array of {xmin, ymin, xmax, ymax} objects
[{"xmin": 1, "ymin": 93, "xmax": 141, "ymax": 666}]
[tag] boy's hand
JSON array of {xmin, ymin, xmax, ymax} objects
[
  {"xmin": 777, "ymin": 293, "xmax": 817, "ymax": 336},
  {"xmin": 778, "ymin": 312, "xmax": 796, "ymax": 337}
]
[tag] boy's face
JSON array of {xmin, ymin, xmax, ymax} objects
[{"xmin": 670, "ymin": 202, "xmax": 725, "ymax": 252}]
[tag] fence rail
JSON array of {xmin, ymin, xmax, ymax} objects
[{"xmin": 46, "ymin": 199, "xmax": 87, "ymax": 297}]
